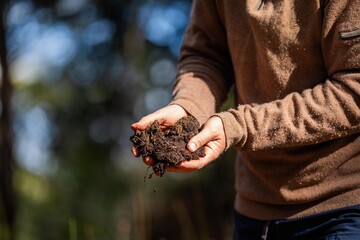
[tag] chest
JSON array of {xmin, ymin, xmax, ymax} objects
[{"xmin": 219, "ymin": 0, "xmax": 323, "ymax": 51}]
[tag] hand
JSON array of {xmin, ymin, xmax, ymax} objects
[
  {"xmin": 166, "ymin": 116, "xmax": 226, "ymax": 173},
  {"xmin": 131, "ymin": 104, "xmax": 188, "ymax": 163}
]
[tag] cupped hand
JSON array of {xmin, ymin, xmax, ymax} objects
[
  {"xmin": 166, "ymin": 116, "xmax": 226, "ymax": 173},
  {"xmin": 130, "ymin": 104, "xmax": 188, "ymax": 164}
]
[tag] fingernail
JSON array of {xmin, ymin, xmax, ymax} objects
[{"xmin": 188, "ymin": 142, "xmax": 197, "ymax": 152}]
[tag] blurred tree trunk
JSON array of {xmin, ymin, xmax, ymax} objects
[{"xmin": 0, "ymin": 2, "xmax": 15, "ymax": 239}]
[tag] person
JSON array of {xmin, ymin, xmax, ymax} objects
[{"xmin": 131, "ymin": 0, "xmax": 360, "ymax": 239}]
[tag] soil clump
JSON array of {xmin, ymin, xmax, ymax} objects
[{"xmin": 130, "ymin": 116, "xmax": 205, "ymax": 177}]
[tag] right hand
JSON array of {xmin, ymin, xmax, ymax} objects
[
  {"xmin": 130, "ymin": 104, "xmax": 188, "ymax": 165},
  {"xmin": 164, "ymin": 116, "xmax": 226, "ymax": 173}
]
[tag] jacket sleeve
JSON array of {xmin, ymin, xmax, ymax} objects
[
  {"xmin": 170, "ymin": 0, "xmax": 234, "ymax": 126},
  {"xmin": 216, "ymin": 0, "xmax": 360, "ymax": 150}
]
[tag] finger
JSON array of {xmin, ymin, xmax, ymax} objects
[
  {"xmin": 187, "ymin": 127, "xmax": 215, "ymax": 152},
  {"xmin": 143, "ymin": 156, "xmax": 154, "ymax": 166},
  {"xmin": 131, "ymin": 146, "xmax": 140, "ymax": 157},
  {"xmin": 165, "ymin": 157, "xmax": 210, "ymax": 173},
  {"xmin": 164, "ymin": 166, "xmax": 193, "ymax": 173},
  {"xmin": 165, "ymin": 168, "xmax": 191, "ymax": 173},
  {"xmin": 131, "ymin": 117, "xmax": 156, "ymax": 130},
  {"xmin": 131, "ymin": 112, "xmax": 165, "ymax": 130}
]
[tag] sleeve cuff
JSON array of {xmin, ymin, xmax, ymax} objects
[{"xmin": 213, "ymin": 110, "xmax": 248, "ymax": 150}]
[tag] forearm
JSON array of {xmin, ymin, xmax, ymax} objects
[
  {"xmin": 217, "ymin": 73, "xmax": 360, "ymax": 151},
  {"xmin": 171, "ymin": 71, "xmax": 231, "ymax": 126},
  {"xmin": 218, "ymin": 0, "xmax": 360, "ymax": 151},
  {"xmin": 170, "ymin": 0, "xmax": 233, "ymax": 125}
]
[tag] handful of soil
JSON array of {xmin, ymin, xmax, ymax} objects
[{"xmin": 130, "ymin": 116, "xmax": 206, "ymax": 177}]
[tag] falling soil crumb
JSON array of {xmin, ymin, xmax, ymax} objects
[{"xmin": 130, "ymin": 116, "xmax": 206, "ymax": 178}]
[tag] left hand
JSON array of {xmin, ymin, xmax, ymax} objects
[{"xmin": 166, "ymin": 116, "xmax": 227, "ymax": 173}]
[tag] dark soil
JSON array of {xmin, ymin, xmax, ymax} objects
[{"xmin": 130, "ymin": 116, "xmax": 205, "ymax": 177}]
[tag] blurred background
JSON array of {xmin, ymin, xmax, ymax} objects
[{"xmin": 0, "ymin": 0, "xmax": 236, "ymax": 239}]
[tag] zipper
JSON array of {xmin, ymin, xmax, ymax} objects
[{"xmin": 257, "ymin": 0, "xmax": 267, "ymax": 10}]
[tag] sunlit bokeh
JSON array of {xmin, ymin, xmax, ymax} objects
[{"xmin": 1, "ymin": 0, "xmax": 235, "ymax": 239}]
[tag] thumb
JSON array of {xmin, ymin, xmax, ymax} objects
[{"xmin": 187, "ymin": 128, "xmax": 214, "ymax": 152}]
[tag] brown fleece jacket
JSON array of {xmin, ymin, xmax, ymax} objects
[{"xmin": 170, "ymin": 0, "xmax": 360, "ymax": 220}]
